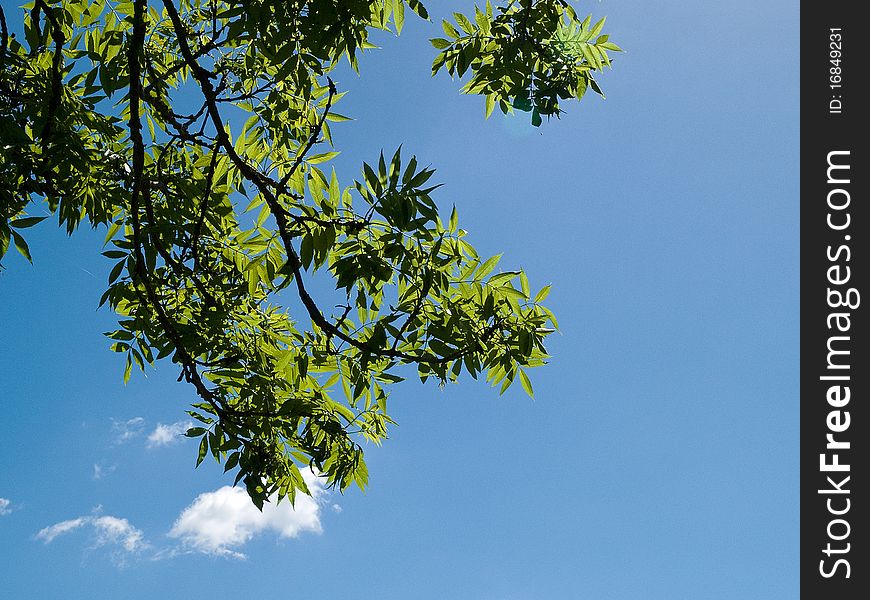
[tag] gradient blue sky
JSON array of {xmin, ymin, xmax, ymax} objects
[{"xmin": 0, "ymin": 1, "xmax": 799, "ymax": 597}]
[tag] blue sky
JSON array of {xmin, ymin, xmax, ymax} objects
[{"xmin": 0, "ymin": 1, "xmax": 799, "ymax": 598}]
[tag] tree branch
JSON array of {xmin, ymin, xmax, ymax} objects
[
  {"xmin": 128, "ymin": 0, "xmax": 227, "ymax": 419},
  {"xmin": 160, "ymin": 0, "xmax": 495, "ymax": 368},
  {"xmin": 33, "ymin": 0, "xmax": 64, "ymax": 144},
  {"xmin": 278, "ymin": 77, "xmax": 337, "ymax": 189}
]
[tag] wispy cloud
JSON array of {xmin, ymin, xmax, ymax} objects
[
  {"xmin": 169, "ymin": 470, "xmax": 326, "ymax": 558},
  {"xmin": 111, "ymin": 417, "xmax": 145, "ymax": 444},
  {"xmin": 0, "ymin": 497, "xmax": 13, "ymax": 516},
  {"xmin": 92, "ymin": 462, "xmax": 117, "ymax": 480},
  {"xmin": 36, "ymin": 512, "xmax": 148, "ymax": 564},
  {"xmin": 35, "ymin": 517, "xmax": 89, "ymax": 543},
  {"xmin": 146, "ymin": 421, "xmax": 193, "ymax": 448}
]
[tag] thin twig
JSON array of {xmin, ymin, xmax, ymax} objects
[{"xmin": 278, "ymin": 78, "xmax": 337, "ymax": 189}]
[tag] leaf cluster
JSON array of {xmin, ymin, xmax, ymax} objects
[
  {"xmin": 431, "ymin": 0, "xmax": 621, "ymax": 125},
  {"xmin": 0, "ymin": 0, "xmax": 615, "ymax": 509}
]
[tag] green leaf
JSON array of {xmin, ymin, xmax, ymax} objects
[
  {"xmin": 0, "ymin": 229, "xmax": 9, "ymax": 259},
  {"xmin": 10, "ymin": 216, "xmax": 47, "ymax": 229},
  {"xmin": 496, "ymin": 286, "xmax": 526, "ymax": 301},
  {"xmin": 407, "ymin": 0, "xmax": 429, "ymax": 20},
  {"xmin": 485, "ymin": 94, "xmax": 495, "ymax": 119},
  {"xmin": 195, "ymin": 436, "xmax": 208, "ymax": 467},
  {"xmin": 442, "ymin": 20, "xmax": 459, "ymax": 39},
  {"xmin": 534, "ymin": 285, "xmax": 552, "ymax": 303},
  {"xmin": 513, "ymin": 96, "xmax": 532, "ymax": 112},
  {"xmin": 589, "ymin": 17, "xmax": 607, "ymax": 40},
  {"xmin": 519, "ymin": 271, "xmax": 530, "ymax": 298},
  {"xmin": 499, "ymin": 375, "xmax": 512, "ymax": 395},
  {"xmin": 306, "ymin": 151, "xmax": 340, "ymax": 164},
  {"xmin": 224, "ymin": 451, "xmax": 240, "ymax": 472},
  {"xmin": 488, "ymin": 271, "xmax": 520, "ymax": 286},
  {"xmin": 276, "ymin": 350, "xmax": 294, "ymax": 372},
  {"xmin": 519, "ymin": 370, "xmax": 534, "ymax": 399},
  {"xmin": 10, "ymin": 231, "xmax": 32, "ymax": 262},
  {"xmin": 476, "ymin": 254, "xmax": 501, "ymax": 279},
  {"xmin": 393, "ymin": 0, "xmax": 405, "ymax": 33},
  {"xmin": 589, "ymin": 77, "xmax": 605, "ymax": 97},
  {"xmin": 474, "ymin": 9, "xmax": 491, "ymax": 36},
  {"xmin": 453, "ymin": 12, "xmax": 474, "ymax": 34},
  {"xmin": 104, "ymin": 221, "xmax": 121, "ymax": 245},
  {"xmin": 108, "ymin": 260, "xmax": 125, "ymax": 284}
]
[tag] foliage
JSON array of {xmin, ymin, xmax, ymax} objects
[
  {"xmin": 432, "ymin": 0, "xmax": 621, "ymax": 124},
  {"xmin": 0, "ymin": 0, "xmax": 617, "ymax": 509}
]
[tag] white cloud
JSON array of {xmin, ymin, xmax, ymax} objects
[
  {"xmin": 36, "ymin": 514, "xmax": 147, "ymax": 554},
  {"xmin": 1, "ymin": 497, "xmax": 13, "ymax": 515},
  {"xmin": 147, "ymin": 420, "xmax": 193, "ymax": 448},
  {"xmin": 92, "ymin": 516, "xmax": 146, "ymax": 552},
  {"xmin": 36, "ymin": 517, "xmax": 89, "ymax": 543},
  {"xmin": 111, "ymin": 417, "xmax": 145, "ymax": 444},
  {"xmin": 92, "ymin": 462, "xmax": 117, "ymax": 480},
  {"xmin": 169, "ymin": 470, "xmax": 326, "ymax": 558}
]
